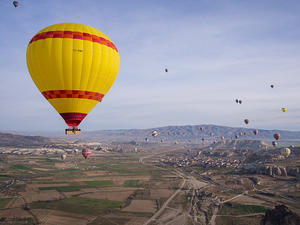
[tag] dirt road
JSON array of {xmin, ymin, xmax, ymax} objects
[{"xmin": 143, "ymin": 177, "xmax": 186, "ymax": 225}]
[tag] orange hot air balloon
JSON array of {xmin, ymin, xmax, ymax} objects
[
  {"xmin": 82, "ymin": 148, "xmax": 91, "ymax": 159},
  {"xmin": 26, "ymin": 23, "xmax": 120, "ymax": 134},
  {"xmin": 220, "ymin": 136, "xmax": 224, "ymax": 140},
  {"xmin": 273, "ymin": 133, "xmax": 280, "ymax": 140},
  {"xmin": 244, "ymin": 119, "xmax": 249, "ymax": 125},
  {"xmin": 253, "ymin": 129, "xmax": 258, "ymax": 135}
]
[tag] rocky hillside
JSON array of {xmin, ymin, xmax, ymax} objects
[
  {"xmin": 242, "ymin": 164, "xmax": 300, "ymax": 177},
  {"xmin": 0, "ymin": 132, "xmax": 63, "ymax": 147},
  {"xmin": 211, "ymin": 139, "xmax": 269, "ymax": 150},
  {"xmin": 260, "ymin": 205, "xmax": 300, "ymax": 225}
]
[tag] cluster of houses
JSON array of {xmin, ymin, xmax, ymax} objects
[{"xmin": 160, "ymin": 150, "xmax": 242, "ymax": 169}]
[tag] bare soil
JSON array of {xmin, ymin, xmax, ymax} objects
[
  {"xmin": 80, "ymin": 190, "xmax": 135, "ymax": 201},
  {"xmin": 0, "ymin": 208, "xmax": 32, "ymax": 218},
  {"xmin": 150, "ymin": 189, "xmax": 173, "ymax": 199},
  {"xmin": 122, "ymin": 200, "xmax": 156, "ymax": 213},
  {"xmin": 83, "ymin": 171, "xmax": 110, "ymax": 176},
  {"xmin": 124, "ymin": 217, "xmax": 149, "ymax": 225},
  {"xmin": 32, "ymin": 209, "xmax": 96, "ymax": 225},
  {"xmin": 20, "ymin": 190, "xmax": 63, "ymax": 203},
  {"xmin": 230, "ymin": 195, "xmax": 273, "ymax": 207}
]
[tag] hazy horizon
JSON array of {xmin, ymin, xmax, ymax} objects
[{"xmin": 2, "ymin": 123, "xmax": 300, "ymax": 136}]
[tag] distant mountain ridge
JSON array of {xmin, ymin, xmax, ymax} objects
[
  {"xmin": 77, "ymin": 124, "xmax": 300, "ymax": 144},
  {"xmin": 1, "ymin": 124, "xmax": 300, "ymax": 146}
]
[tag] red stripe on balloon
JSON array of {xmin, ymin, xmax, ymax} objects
[
  {"xmin": 29, "ymin": 30, "xmax": 118, "ymax": 52},
  {"xmin": 42, "ymin": 90, "xmax": 104, "ymax": 102},
  {"xmin": 60, "ymin": 112, "xmax": 87, "ymax": 127}
]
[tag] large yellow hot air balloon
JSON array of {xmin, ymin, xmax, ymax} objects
[{"xmin": 26, "ymin": 23, "xmax": 120, "ymax": 134}]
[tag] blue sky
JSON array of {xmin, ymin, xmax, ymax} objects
[{"xmin": 0, "ymin": 0, "xmax": 300, "ymax": 132}]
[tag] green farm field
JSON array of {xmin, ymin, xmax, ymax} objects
[{"xmin": 0, "ymin": 150, "xmax": 178, "ymax": 224}]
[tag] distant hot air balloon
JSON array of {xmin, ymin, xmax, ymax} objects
[
  {"xmin": 145, "ymin": 137, "xmax": 149, "ymax": 142},
  {"xmin": 210, "ymin": 132, "xmax": 214, "ymax": 137},
  {"xmin": 13, "ymin": 1, "xmax": 18, "ymax": 7},
  {"xmin": 201, "ymin": 138, "xmax": 205, "ymax": 142},
  {"xmin": 272, "ymin": 141, "xmax": 278, "ymax": 147},
  {"xmin": 167, "ymin": 131, "xmax": 170, "ymax": 135},
  {"xmin": 175, "ymin": 141, "xmax": 179, "ymax": 145},
  {"xmin": 165, "ymin": 68, "xmax": 168, "ymax": 73},
  {"xmin": 235, "ymin": 99, "xmax": 239, "ymax": 104},
  {"xmin": 270, "ymin": 84, "xmax": 274, "ymax": 88},
  {"xmin": 239, "ymin": 132, "xmax": 243, "ymax": 136},
  {"xmin": 213, "ymin": 140, "xmax": 217, "ymax": 144},
  {"xmin": 26, "ymin": 23, "xmax": 120, "ymax": 135},
  {"xmin": 239, "ymin": 100, "xmax": 242, "ymax": 104},
  {"xmin": 82, "ymin": 149, "xmax": 91, "ymax": 159},
  {"xmin": 244, "ymin": 119, "xmax": 249, "ymax": 125},
  {"xmin": 73, "ymin": 149, "xmax": 79, "ymax": 154},
  {"xmin": 281, "ymin": 108, "xmax": 287, "ymax": 112},
  {"xmin": 61, "ymin": 154, "xmax": 66, "ymax": 160},
  {"xmin": 235, "ymin": 135, "xmax": 239, "ymax": 139},
  {"xmin": 160, "ymin": 139, "xmax": 164, "ymax": 143},
  {"xmin": 244, "ymin": 132, "xmax": 247, "ymax": 135},
  {"xmin": 253, "ymin": 129, "xmax": 258, "ymax": 135},
  {"xmin": 273, "ymin": 133, "xmax": 280, "ymax": 140},
  {"xmin": 220, "ymin": 136, "xmax": 225, "ymax": 141},
  {"xmin": 200, "ymin": 127, "xmax": 204, "ymax": 131},
  {"xmin": 152, "ymin": 131, "xmax": 158, "ymax": 137},
  {"xmin": 280, "ymin": 148, "xmax": 291, "ymax": 157}
]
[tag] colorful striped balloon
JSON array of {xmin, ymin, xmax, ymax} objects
[{"xmin": 26, "ymin": 23, "xmax": 120, "ymax": 132}]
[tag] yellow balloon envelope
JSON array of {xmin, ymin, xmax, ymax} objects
[
  {"xmin": 26, "ymin": 23, "xmax": 120, "ymax": 131},
  {"xmin": 281, "ymin": 108, "xmax": 286, "ymax": 112}
]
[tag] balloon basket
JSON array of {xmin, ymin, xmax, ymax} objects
[{"xmin": 65, "ymin": 128, "xmax": 81, "ymax": 135}]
